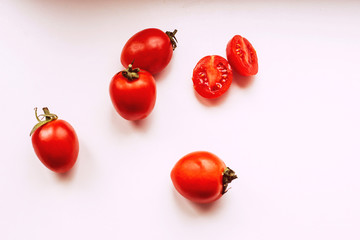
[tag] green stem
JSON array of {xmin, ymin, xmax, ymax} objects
[
  {"xmin": 34, "ymin": 107, "xmax": 41, "ymax": 122},
  {"xmin": 30, "ymin": 107, "xmax": 58, "ymax": 136}
]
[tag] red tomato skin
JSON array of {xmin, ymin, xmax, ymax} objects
[
  {"xmin": 171, "ymin": 151, "xmax": 226, "ymax": 203},
  {"xmin": 226, "ymin": 35, "xmax": 258, "ymax": 76},
  {"xmin": 121, "ymin": 28, "xmax": 173, "ymax": 75},
  {"xmin": 31, "ymin": 119, "xmax": 79, "ymax": 173},
  {"xmin": 109, "ymin": 70, "xmax": 156, "ymax": 121},
  {"xmin": 192, "ymin": 55, "xmax": 233, "ymax": 99}
]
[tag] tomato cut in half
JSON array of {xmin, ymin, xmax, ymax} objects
[
  {"xmin": 226, "ymin": 35, "xmax": 258, "ymax": 76},
  {"xmin": 192, "ymin": 55, "xmax": 233, "ymax": 99}
]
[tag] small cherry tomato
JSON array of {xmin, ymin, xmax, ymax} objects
[
  {"xmin": 171, "ymin": 151, "xmax": 237, "ymax": 204},
  {"xmin": 226, "ymin": 35, "xmax": 258, "ymax": 76},
  {"xmin": 192, "ymin": 55, "xmax": 233, "ymax": 99},
  {"xmin": 30, "ymin": 107, "xmax": 79, "ymax": 173},
  {"xmin": 109, "ymin": 64, "xmax": 156, "ymax": 121},
  {"xmin": 120, "ymin": 28, "xmax": 178, "ymax": 75}
]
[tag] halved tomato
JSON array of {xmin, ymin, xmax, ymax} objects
[
  {"xmin": 192, "ymin": 55, "xmax": 233, "ymax": 99},
  {"xmin": 226, "ymin": 35, "xmax": 258, "ymax": 76}
]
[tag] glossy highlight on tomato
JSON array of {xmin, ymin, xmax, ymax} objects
[
  {"xmin": 226, "ymin": 35, "xmax": 258, "ymax": 76},
  {"xmin": 171, "ymin": 151, "xmax": 237, "ymax": 204},
  {"xmin": 121, "ymin": 28, "xmax": 177, "ymax": 75},
  {"xmin": 30, "ymin": 108, "xmax": 79, "ymax": 173},
  {"xmin": 109, "ymin": 64, "xmax": 156, "ymax": 121},
  {"xmin": 192, "ymin": 55, "xmax": 233, "ymax": 99}
]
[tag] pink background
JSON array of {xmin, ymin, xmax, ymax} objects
[{"xmin": 1, "ymin": 0, "xmax": 360, "ymax": 239}]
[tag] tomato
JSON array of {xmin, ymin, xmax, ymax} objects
[
  {"xmin": 30, "ymin": 108, "xmax": 79, "ymax": 173},
  {"xmin": 120, "ymin": 28, "xmax": 178, "ymax": 75},
  {"xmin": 226, "ymin": 35, "xmax": 258, "ymax": 76},
  {"xmin": 109, "ymin": 64, "xmax": 156, "ymax": 120},
  {"xmin": 192, "ymin": 55, "xmax": 233, "ymax": 99},
  {"xmin": 171, "ymin": 151, "xmax": 237, "ymax": 203}
]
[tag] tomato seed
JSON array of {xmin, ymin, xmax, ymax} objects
[{"xmin": 216, "ymin": 63, "xmax": 226, "ymax": 71}]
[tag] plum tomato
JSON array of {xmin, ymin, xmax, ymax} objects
[
  {"xmin": 192, "ymin": 55, "xmax": 233, "ymax": 99},
  {"xmin": 30, "ymin": 107, "xmax": 79, "ymax": 173},
  {"xmin": 171, "ymin": 151, "xmax": 237, "ymax": 204},
  {"xmin": 109, "ymin": 64, "xmax": 156, "ymax": 121},
  {"xmin": 120, "ymin": 28, "xmax": 178, "ymax": 75},
  {"xmin": 226, "ymin": 35, "xmax": 258, "ymax": 76}
]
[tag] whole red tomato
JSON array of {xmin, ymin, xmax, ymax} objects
[
  {"xmin": 192, "ymin": 55, "xmax": 233, "ymax": 99},
  {"xmin": 226, "ymin": 35, "xmax": 258, "ymax": 76},
  {"xmin": 109, "ymin": 64, "xmax": 156, "ymax": 120},
  {"xmin": 120, "ymin": 28, "xmax": 178, "ymax": 75},
  {"xmin": 171, "ymin": 151, "xmax": 237, "ymax": 203},
  {"xmin": 30, "ymin": 107, "xmax": 79, "ymax": 173}
]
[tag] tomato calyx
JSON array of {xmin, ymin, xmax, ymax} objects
[
  {"xmin": 121, "ymin": 63, "xmax": 140, "ymax": 81},
  {"xmin": 222, "ymin": 167, "xmax": 237, "ymax": 194},
  {"xmin": 30, "ymin": 107, "xmax": 58, "ymax": 136},
  {"xmin": 165, "ymin": 29, "xmax": 178, "ymax": 50}
]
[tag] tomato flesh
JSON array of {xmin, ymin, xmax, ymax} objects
[
  {"xmin": 31, "ymin": 119, "xmax": 79, "ymax": 173},
  {"xmin": 226, "ymin": 35, "xmax": 258, "ymax": 76},
  {"xmin": 192, "ymin": 55, "xmax": 232, "ymax": 99},
  {"xmin": 171, "ymin": 151, "xmax": 227, "ymax": 203}
]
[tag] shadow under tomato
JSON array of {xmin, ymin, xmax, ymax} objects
[
  {"xmin": 131, "ymin": 115, "xmax": 153, "ymax": 131},
  {"xmin": 233, "ymin": 71, "xmax": 255, "ymax": 89},
  {"xmin": 55, "ymin": 140, "xmax": 97, "ymax": 186},
  {"xmin": 152, "ymin": 59, "xmax": 175, "ymax": 83},
  {"xmin": 109, "ymin": 106, "xmax": 153, "ymax": 134},
  {"xmin": 171, "ymin": 188, "xmax": 224, "ymax": 216},
  {"xmin": 109, "ymin": 108, "xmax": 134, "ymax": 135},
  {"xmin": 194, "ymin": 88, "xmax": 230, "ymax": 107},
  {"xmin": 56, "ymin": 163, "xmax": 77, "ymax": 182},
  {"xmin": 190, "ymin": 199, "xmax": 223, "ymax": 213}
]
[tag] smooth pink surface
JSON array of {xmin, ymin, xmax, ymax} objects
[{"xmin": 2, "ymin": 1, "xmax": 360, "ymax": 240}]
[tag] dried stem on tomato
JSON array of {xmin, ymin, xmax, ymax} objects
[
  {"xmin": 166, "ymin": 29, "xmax": 178, "ymax": 50},
  {"xmin": 222, "ymin": 167, "xmax": 237, "ymax": 194},
  {"xmin": 121, "ymin": 63, "xmax": 140, "ymax": 81}
]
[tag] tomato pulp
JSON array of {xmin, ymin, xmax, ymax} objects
[
  {"xmin": 226, "ymin": 35, "xmax": 258, "ymax": 76},
  {"xmin": 192, "ymin": 55, "xmax": 233, "ymax": 99}
]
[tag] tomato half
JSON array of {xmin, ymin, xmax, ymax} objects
[
  {"xmin": 226, "ymin": 35, "xmax": 258, "ymax": 76},
  {"xmin": 192, "ymin": 55, "xmax": 233, "ymax": 99},
  {"xmin": 109, "ymin": 64, "xmax": 156, "ymax": 121},
  {"xmin": 31, "ymin": 108, "xmax": 79, "ymax": 173},
  {"xmin": 171, "ymin": 151, "xmax": 237, "ymax": 204},
  {"xmin": 120, "ymin": 28, "xmax": 177, "ymax": 75}
]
